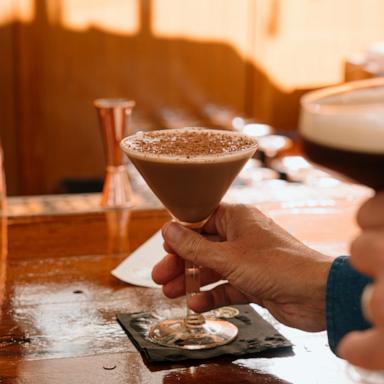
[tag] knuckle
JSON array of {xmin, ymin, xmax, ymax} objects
[
  {"xmin": 214, "ymin": 242, "xmax": 236, "ymax": 276},
  {"xmin": 350, "ymin": 231, "xmax": 384, "ymax": 274},
  {"xmin": 365, "ymin": 232, "xmax": 384, "ymax": 255},
  {"xmin": 183, "ymin": 234, "xmax": 203, "ymax": 263},
  {"xmin": 357, "ymin": 193, "xmax": 384, "ymax": 229},
  {"xmin": 371, "ymin": 239, "xmax": 384, "ymax": 259},
  {"xmin": 232, "ymin": 203, "xmax": 253, "ymax": 216},
  {"xmin": 356, "ymin": 201, "xmax": 371, "ymax": 228},
  {"xmin": 225, "ymin": 203, "xmax": 245, "ymax": 217},
  {"xmin": 350, "ymin": 235, "xmax": 364, "ymax": 259},
  {"xmin": 215, "ymin": 204, "xmax": 228, "ymax": 231}
]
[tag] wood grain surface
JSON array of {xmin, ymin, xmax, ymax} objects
[{"xmin": 0, "ymin": 203, "xmax": 360, "ymax": 383}]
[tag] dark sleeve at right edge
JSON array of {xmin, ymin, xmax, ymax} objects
[{"xmin": 326, "ymin": 256, "xmax": 372, "ymax": 355}]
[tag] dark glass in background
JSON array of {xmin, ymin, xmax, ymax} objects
[
  {"xmin": 300, "ymin": 78, "xmax": 384, "ymax": 190},
  {"xmin": 299, "ymin": 76, "xmax": 384, "ymax": 384}
]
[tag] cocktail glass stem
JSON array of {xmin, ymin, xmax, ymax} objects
[
  {"xmin": 182, "ymin": 222, "xmax": 206, "ymax": 328},
  {"xmin": 148, "ymin": 219, "xmax": 238, "ymax": 350},
  {"xmin": 185, "ymin": 260, "xmax": 205, "ymax": 328}
]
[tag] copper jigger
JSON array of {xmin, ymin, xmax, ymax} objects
[{"xmin": 94, "ymin": 98, "xmax": 135, "ymax": 208}]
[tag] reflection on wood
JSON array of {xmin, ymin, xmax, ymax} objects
[
  {"xmin": 106, "ymin": 209, "xmax": 131, "ymax": 255},
  {"xmin": 0, "ymin": 205, "xmax": 355, "ymax": 383}
]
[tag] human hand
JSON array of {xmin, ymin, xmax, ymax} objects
[
  {"xmin": 152, "ymin": 203, "xmax": 332, "ymax": 332},
  {"xmin": 338, "ymin": 192, "xmax": 384, "ymax": 370}
]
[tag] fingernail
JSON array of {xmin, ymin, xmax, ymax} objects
[{"xmin": 163, "ymin": 222, "xmax": 183, "ymax": 244}]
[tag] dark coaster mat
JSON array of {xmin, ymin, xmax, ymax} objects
[{"xmin": 117, "ymin": 304, "xmax": 292, "ymax": 363}]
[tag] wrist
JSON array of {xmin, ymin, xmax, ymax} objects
[
  {"xmin": 263, "ymin": 250, "xmax": 333, "ymax": 332},
  {"xmin": 305, "ymin": 253, "xmax": 333, "ymax": 330}
]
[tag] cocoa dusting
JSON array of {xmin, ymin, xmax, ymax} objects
[
  {"xmin": 127, "ymin": 128, "xmax": 256, "ymax": 157},
  {"xmin": 121, "ymin": 127, "xmax": 257, "ymax": 222}
]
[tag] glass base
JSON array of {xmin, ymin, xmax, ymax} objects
[{"xmin": 148, "ymin": 318, "xmax": 238, "ymax": 350}]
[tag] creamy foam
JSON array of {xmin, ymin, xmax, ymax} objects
[
  {"xmin": 121, "ymin": 128, "xmax": 258, "ymax": 163},
  {"xmin": 300, "ymin": 82, "xmax": 384, "ymax": 154}
]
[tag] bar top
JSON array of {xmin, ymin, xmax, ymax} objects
[{"xmin": 0, "ymin": 184, "xmax": 368, "ymax": 383}]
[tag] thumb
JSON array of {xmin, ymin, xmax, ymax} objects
[{"xmin": 162, "ymin": 222, "xmax": 224, "ymax": 271}]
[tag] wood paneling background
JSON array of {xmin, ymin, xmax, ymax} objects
[
  {"xmin": 0, "ymin": 15, "xmax": 18, "ymax": 195},
  {"xmin": 1, "ymin": 0, "xmax": 384, "ymax": 195}
]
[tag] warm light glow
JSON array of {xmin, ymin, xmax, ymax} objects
[
  {"xmin": 152, "ymin": 0, "xmax": 384, "ymax": 92},
  {"xmin": 0, "ymin": 0, "xmax": 34, "ymax": 25},
  {"xmin": 0, "ymin": 1, "xmax": 14, "ymax": 25},
  {"xmin": 258, "ymin": 135, "xmax": 291, "ymax": 154},
  {"xmin": 280, "ymin": 156, "xmax": 311, "ymax": 171},
  {"xmin": 2, "ymin": 0, "xmax": 384, "ymax": 97},
  {"xmin": 243, "ymin": 123, "xmax": 272, "ymax": 138},
  {"xmin": 152, "ymin": 0, "xmax": 249, "ymax": 57},
  {"xmin": 250, "ymin": 0, "xmax": 384, "ymax": 91},
  {"xmin": 59, "ymin": 0, "xmax": 139, "ymax": 35},
  {"xmin": 17, "ymin": 0, "xmax": 35, "ymax": 22}
]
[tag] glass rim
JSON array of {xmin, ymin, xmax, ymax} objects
[
  {"xmin": 120, "ymin": 127, "xmax": 258, "ymax": 164},
  {"xmin": 300, "ymin": 77, "xmax": 384, "ymax": 114},
  {"xmin": 94, "ymin": 98, "xmax": 136, "ymax": 109}
]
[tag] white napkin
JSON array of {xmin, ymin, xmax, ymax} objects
[
  {"xmin": 111, "ymin": 230, "xmax": 227, "ymax": 290},
  {"xmin": 111, "ymin": 230, "xmax": 163, "ymax": 288}
]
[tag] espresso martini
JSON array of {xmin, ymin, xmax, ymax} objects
[
  {"xmin": 121, "ymin": 127, "xmax": 257, "ymax": 350},
  {"xmin": 121, "ymin": 128, "xmax": 258, "ymax": 223},
  {"xmin": 299, "ymin": 76, "xmax": 384, "ymax": 384},
  {"xmin": 300, "ymin": 81, "xmax": 384, "ymax": 190}
]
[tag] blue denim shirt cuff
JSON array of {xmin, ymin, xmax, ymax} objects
[{"xmin": 326, "ymin": 256, "xmax": 372, "ymax": 355}]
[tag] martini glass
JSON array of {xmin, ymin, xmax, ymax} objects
[
  {"xmin": 299, "ymin": 78, "xmax": 384, "ymax": 383},
  {"xmin": 120, "ymin": 127, "xmax": 257, "ymax": 349}
]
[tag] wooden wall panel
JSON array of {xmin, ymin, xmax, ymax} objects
[
  {"xmin": 2, "ymin": 0, "xmax": 384, "ymax": 195},
  {"xmin": 7, "ymin": 0, "xmax": 250, "ymax": 195},
  {"xmin": 0, "ymin": 17, "xmax": 18, "ymax": 195},
  {"xmin": 246, "ymin": 0, "xmax": 384, "ymax": 128}
]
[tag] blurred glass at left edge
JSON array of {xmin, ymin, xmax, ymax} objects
[{"xmin": 0, "ymin": 142, "xmax": 7, "ymax": 321}]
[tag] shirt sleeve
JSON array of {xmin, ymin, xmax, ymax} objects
[{"xmin": 326, "ymin": 256, "xmax": 372, "ymax": 354}]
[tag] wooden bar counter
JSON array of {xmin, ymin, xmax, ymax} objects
[{"xmin": 0, "ymin": 186, "xmax": 371, "ymax": 383}]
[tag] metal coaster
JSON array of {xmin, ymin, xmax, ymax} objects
[{"xmin": 213, "ymin": 306, "xmax": 240, "ymax": 319}]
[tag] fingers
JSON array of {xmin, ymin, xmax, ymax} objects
[
  {"xmin": 203, "ymin": 203, "xmax": 229, "ymax": 237},
  {"xmin": 350, "ymin": 229, "xmax": 384, "ymax": 277},
  {"xmin": 163, "ymin": 241, "xmax": 174, "ymax": 254},
  {"xmin": 161, "ymin": 222, "xmax": 229, "ymax": 275},
  {"xmin": 161, "ymin": 204, "xmax": 271, "ymax": 275},
  {"xmin": 163, "ymin": 234, "xmax": 222, "ymax": 254},
  {"xmin": 345, "ymin": 193, "xmax": 384, "ymax": 371},
  {"xmin": 203, "ymin": 203, "xmax": 268, "ymax": 241},
  {"xmin": 361, "ymin": 279, "xmax": 384, "ymax": 326},
  {"xmin": 338, "ymin": 329, "xmax": 384, "ymax": 370},
  {"xmin": 187, "ymin": 283, "xmax": 250, "ymax": 313},
  {"xmin": 339, "ymin": 279, "xmax": 384, "ymax": 370},
  {"xmin": 152, "ymin": 254, "xmax": 184, "ymax": 285},
  {"xmin": 357, "ymin": 192, "xmax": 384, "ymax": 229},
  {"xmin": 152, "ymin": 253, "xmax": 222, "ymax": 295}
]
